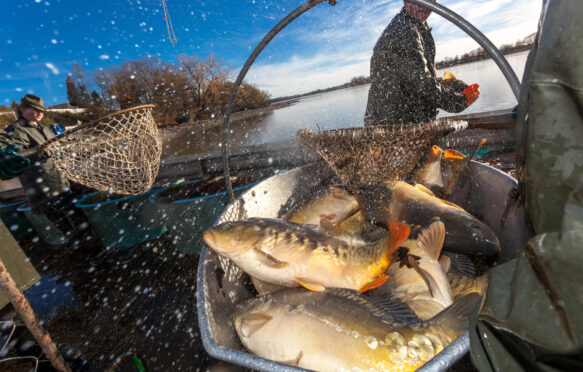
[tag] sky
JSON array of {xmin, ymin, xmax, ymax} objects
[{"xmin": 0, "ymin": 0, "xmax": 542, "ymax": 106}]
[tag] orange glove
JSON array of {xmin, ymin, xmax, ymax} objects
[{"xmin": 462, "ymin": 83, "xmax": 480, "ymax": 107}]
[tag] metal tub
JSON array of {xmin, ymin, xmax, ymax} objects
[{"xmin": 196, "ymin": 162, "xmax": 529, "ymax": 371}]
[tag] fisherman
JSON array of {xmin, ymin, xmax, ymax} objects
[
  {"xmin": 364, "ymin": 0, "xmax": 480, "ymax": 126},
  {"xmin": 2, "ymin": 94, "xmax": 82, "ymax": 239}
]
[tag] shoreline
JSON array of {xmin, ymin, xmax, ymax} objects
[{"xmin": 271, "ymin": 49, "xmax": 531, "ymax": 104}]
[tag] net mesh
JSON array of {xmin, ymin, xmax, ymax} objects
[
  {"xmin": 298, "ymin": 120, "xmax": 468, "ymax": 190},
  {"xmin": 44, "ymin": 105, "xmax": 162, "ymax": 195}
]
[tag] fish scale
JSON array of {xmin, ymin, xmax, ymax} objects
[
  {"xmin": 233, "ymin": 288, "xmax": 480, "ymax": 372},
  {"xmin": 202, "ymin": 218, "xmax": 408, "ymax": 292}
]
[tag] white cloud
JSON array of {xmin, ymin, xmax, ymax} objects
[
  {"xmin": 247, "ymin": 0, "xmax": 541, "ymax": 97},
  {"xmin": 248, "ymin": 51, "xmax": 371, "ymax": 97}
]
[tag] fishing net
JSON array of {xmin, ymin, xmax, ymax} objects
[
  {"xmin": 298, "ymin": 119, "xmax": 468, "ymax": 190},
  {"xmin": 43, "ymin": 105, "xmax": 162, "ymax": 195}
]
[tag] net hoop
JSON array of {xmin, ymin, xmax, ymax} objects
[{"xmin": 44, "ymin": 104, "xmax": 162, "ymax": 195}]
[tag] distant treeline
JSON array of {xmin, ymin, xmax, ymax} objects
[
  {"xmin": 272, "ymin": 33, "xmax": 536, "ymax": 103},
  {"xmin": 65, "ymin": 54, "xmax": 271, "ymax": 126},
  {"xmin": 271, "ymin": 76, "xmax": 370, "ymax": 104},
  {"xmin": 435, "ymin": 33, "xmax": 536, "ymax": 69}
]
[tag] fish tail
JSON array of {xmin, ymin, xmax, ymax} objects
[{"xmin": 428, "ymin": 293, "xmax": 481, "ymax": 334}]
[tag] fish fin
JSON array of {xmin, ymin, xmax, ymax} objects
[
  {"xmin": 295, "ymin": 278, "xmax": 326, "ymax": 292},
  {"xmin": 332, "ymin": 289, "xmax": 420, "ymax": 326},
  {"xmin": 444, "ymin": 149, "xmax": 466, "ymax": 160},
  {"xmin": 444, "ymin": 252, "xmax": 476, "ymax": 277},
  {"xmin": 428, "ymin": 293, "xmax": 481, "ymax": 333},
  {"xmin": 240, "ymin": 312, "xmax": 273, "ymax": 337},
  {"xmin": 407, "ymin": 256, "xmax": 434, "ymax": 297},
  {"xmin": 439, "ymin": 255, "xmax": 452, "ymax": 273},
  {"xmin": 430, "ymin": 145, "xmax": 443, "ymax": 157},
  {"xmin": 366, "ymin": 294, "xmax": 421, "ymax": 325},
  {"xmin": 250, "ymin": 276, "xmax": 287, "ymax": 295},
  {"xmin": 280, "ymin": 351, "xmax": 303, "ymax": 366},
  {"xmin": 415, "ymin": 184, "xmax": 436, "ymax": 196},
  {"xmin": 359, "ymin": 274, "xmax": 389, "ymax": 293},
  {"xmin": 417, "ymin": 221, "xmax": 445, "ymax": 260},
  {"xmin": 388, "ymin": 221, "xmax": 410, "ymax": 255},
  {"xmin": 254, "ymin": 248, "xmax": 288, "ymax": 268}
]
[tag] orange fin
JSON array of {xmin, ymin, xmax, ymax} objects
[
  {"xmin": 359, "ymin": 274, "xmax": 389, "ymax": 293},
  {"xmin": 388, "ymin": 220, "xmax": 411, "ymax": 255},
  {"xmin": 430, "ymin": 145, "xmax": 443, "ymax": 157},
  {"xmin": 296, "ymin": 278, "xmax": 326, "ymax": 292},
  {"xmin": 444, "ymin": 149, "xmax": 466, "ymax": 160}
]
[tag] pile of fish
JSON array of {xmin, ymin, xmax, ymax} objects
[{"xmin": 202, "ymin": 143, "xmax": 498, "ymax": 371}]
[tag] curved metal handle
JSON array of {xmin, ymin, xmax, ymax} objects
[
  {"xmin": 221, "ymin": 0, "xmax": 337, "ymax": 201},
  {"xmin": 406, "ymin": 0, "xmax": 521, "ymax": 99}
]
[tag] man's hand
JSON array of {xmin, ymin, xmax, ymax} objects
[{"xmin": 462, "ymin": 83, "xmax": 480, "ymax": 107}]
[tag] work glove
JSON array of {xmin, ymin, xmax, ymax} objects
[
  {"xmin": 462, "ymin": 83, "xmax": 480, "ymax": 107},
  {"xmin": 440, "ymin": 71, "xmax": 468, "ymax": 92},
  {"xmin": 0, "ymin": 145, "xmax": 31, "ymax": 180}
]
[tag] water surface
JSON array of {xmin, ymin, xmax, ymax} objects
[{"xmin": 164, "ymin": 51, "xmax": 528, "ymax": 157}]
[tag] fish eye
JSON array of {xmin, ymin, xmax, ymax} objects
[{"xmin": 471, "ymin": 224, "xmax": 481, "ymax": 230}]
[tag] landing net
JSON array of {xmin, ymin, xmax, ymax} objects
[
  {"xmin": 298, "ymin": 120, "xmax": 468, "ymax": 190},
  {"xmin": 44, "ymin": 104, "xmax": 162, "ymax": 195}
]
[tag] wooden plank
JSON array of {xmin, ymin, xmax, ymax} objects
[{"xmin": 0, "ymin": 221, "xmax": 41, "ymax": 310}]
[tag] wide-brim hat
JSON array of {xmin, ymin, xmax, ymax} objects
[{"xmin": 20, "ymin": 94, "xmax": 46, "ymax": 112}]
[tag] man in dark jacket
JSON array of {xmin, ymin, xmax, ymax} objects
[
  {"xmin": 1, "ymin": 95, "xmax": 84, "ymax": 239},
  {"xmin": 3, "ymin": 95, "xmax": 69, "ymax": 208},
  {"xmin": 364, "ymin": 0, "xmax": 480, "ymax": 126}
]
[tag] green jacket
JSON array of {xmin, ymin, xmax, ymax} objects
[
  {"xmin": 470, "ymin": 1, "xmax": 583, "ymax": 370},
  {"xmin": 3, "ymin": 118, "xmax": 69, "ymax": 208},
  {"xmin": 364, "ymin": 8, "xmax": 468, "ymax": 126}
]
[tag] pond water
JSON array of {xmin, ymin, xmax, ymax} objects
[{"xmin": 164, "ymin": 51, "xmax": 528, "ymax": 157}]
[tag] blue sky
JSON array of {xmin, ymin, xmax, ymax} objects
[{"xmin": 0, "ymin": 0, "xmax": 541, "ymax": 106}]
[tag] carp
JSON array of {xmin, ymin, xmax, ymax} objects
[
  {"xmin": 285, "ymin": 185, "xmax": 360, "ymax": 228},
  {"xmin": 202, "ymin": 218, "xmax": 410, "ymax": 292},
  {"xmin": 357, "ymin": 180, "xmax": 500, "ymax": 256},
  {"xmin": 233, "ymin": 287, "xmax": 480, "ymax": 372}
]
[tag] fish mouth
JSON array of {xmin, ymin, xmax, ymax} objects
[{"xmin": 202, "ymin": 231, "xmax": 216, "ymax": 247}]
